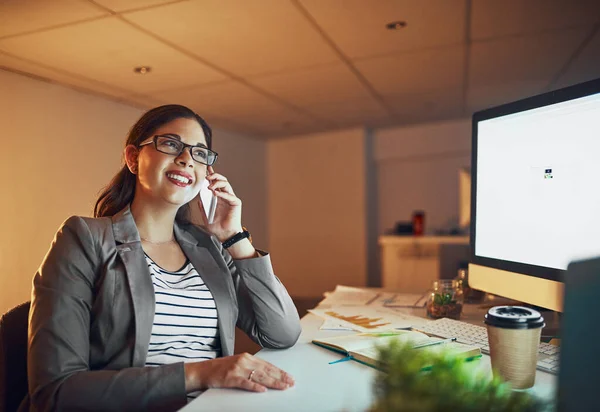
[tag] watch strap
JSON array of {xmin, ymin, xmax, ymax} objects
[{"xmin": 222, "ymin": 229, "xmax": 250, "ymax": 249}]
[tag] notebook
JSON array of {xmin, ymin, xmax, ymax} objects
[{"xmin": 313, "ymin": 330, "xmax": 481, "ymax": 370}]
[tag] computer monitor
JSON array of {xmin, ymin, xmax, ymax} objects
[
  {"xmin": 468, "ymin": 78, "xmax": 600, "ymax": 312},
  {"xmin": 458, "ymin": 167, "xmax": 471, "ymax": 230}
]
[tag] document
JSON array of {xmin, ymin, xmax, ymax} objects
[
  {"xmin": 381, "ymin": 293, "xmax": 428, "ymax": 308},
  {"xmin": 317, "ymin": 285, "xmax": 380, "ymax": 307},
  {"xmin": 319, "ymin": 319, "xmax": 354, "ymax": 331},
  {"xmin": 317, "ymin": 285, "xmax": 427, "ymax": 309},
  {"xmin": 309, "ymin": 305, "xmax": 422, "ymax": 332}
]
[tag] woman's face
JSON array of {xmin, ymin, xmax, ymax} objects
[{"xmin": 131, "ymin": 117, "xmax": 208, "ymax": 208}]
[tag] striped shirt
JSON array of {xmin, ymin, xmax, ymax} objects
[{"xmin": 144, "ymin": 253, "xmax": 221, "ymax": 401}]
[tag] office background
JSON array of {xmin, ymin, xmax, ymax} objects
[{"xmin": 1, "ymin": 0, "xmax": 599, "ymax": 314}]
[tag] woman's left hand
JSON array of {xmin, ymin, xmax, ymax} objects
[{"xmin": 198, "ymin": 166, "xmax": 243, "ymax": 242}]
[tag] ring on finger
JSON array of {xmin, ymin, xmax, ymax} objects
[{"xmin": 248, "ymin": 369, "xmax": 256, "ymax": 381}]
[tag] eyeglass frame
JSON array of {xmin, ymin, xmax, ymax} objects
[{"xmin": 138, "ymin": 134, "xmax": 218, "ymax": 166}]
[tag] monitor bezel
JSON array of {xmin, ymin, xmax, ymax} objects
[{"xmin": 470, "ymin": 77, "xmax": 600, "ymax": 283}]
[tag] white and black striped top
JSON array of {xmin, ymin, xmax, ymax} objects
[{"xmin": 144, "ymin": 253, "xmax": 221, "ymax": 401}]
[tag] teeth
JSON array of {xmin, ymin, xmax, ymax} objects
[{"xmin": 166, "ymin": 173, "xmax": 190, "ymax": 184}]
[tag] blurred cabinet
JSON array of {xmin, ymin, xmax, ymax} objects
[{"xmin": 379, "ymin": 236, "xmax": 470, "ymax": 293}]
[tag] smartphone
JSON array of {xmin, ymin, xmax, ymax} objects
[{"xmin": 199, "ymin": 179, "xmax": 217, "ymax": 224}]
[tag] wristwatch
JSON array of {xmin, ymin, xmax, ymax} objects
[{"xmin": 222, "ymin": 227, "xmax": 252, "ymax": 249}]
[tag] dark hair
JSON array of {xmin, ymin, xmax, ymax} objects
[{"xmin": 94, "ymin": 104, "xmax": 212, "ymax": 223}]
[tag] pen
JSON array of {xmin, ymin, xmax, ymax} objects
[
  {"xmin": 412, "ymin": 337, "xmax": 457, "ymax": 349},
  {"xmin": 362, "ymin": 331, "xmax": 405, "ymax": 337},
  {"xmin": 329, "ymin": 355, "xmax": 353, "ymax": 365},
  {"xmin": 365, "ymin": 293, "xmax": 381, "ymax": 305}
]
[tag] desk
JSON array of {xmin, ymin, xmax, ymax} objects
[{"xmin": 183, "ymin": 305, "xmax": 557, "ymax": 412}]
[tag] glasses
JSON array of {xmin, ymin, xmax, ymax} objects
[{"xmin": 139, "ymin": 135, "xmax": 218, "ymax": 166}]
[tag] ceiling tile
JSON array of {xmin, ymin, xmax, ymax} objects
[
  {"xmin": 0, "ymin": 17, "xmax": 226, "ymax": 94},
  {"xmin": 0, "ymin": 51, "xmax": 132, "ymax": 100},
  {"xmin": 385, "ymin": 88, "xmax": 465, "ymax": 124},
  {"xmin": 122, "ymin": 92, "xmax": 167, "ymax": 109},
  {"xmin": 0, "ymin": 0, "xmax": 592, "ymax": 139},
  {"xmin": 468, "ymin": 27, "xmax": 589, "ymax": 110},
  {"xmin": 123, "ymin": 0, "xmax": 340, "ymax": 77},
  {"xmin": 248, "ymin": 63, "xmax": 373, "ymax": 107},
  {"xmin": 552, "ymin": 28, "xmax": 600, "ymax": 89},
  {"xmin": 0, "ymin": 0, "xmax": 107, "ymax": 38},
  {"xmin": 299, "ymin": 0, "xmax": 466, "ymax": 59},
  {"xmin": 471, "ymin": 0, "xmax": 600, "ymax": 41},
  {"xmin": 93, "ymin": 0, "xmax": 183, "ymax": 13},
  {"xmin": 355, "ymin": 46, "xmax": 465, "ymax": 96},
  {"xmin": 302, "ymin": 96, "xmax": 390, "ymax": 127},
  {"xmin": 152, "ymin": 81, "xmax": 325, "ymax": 137}
]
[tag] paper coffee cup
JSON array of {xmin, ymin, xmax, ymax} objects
[{"xmin": 484, "ymin": 306, "xmax": 545, "ymax": 389}]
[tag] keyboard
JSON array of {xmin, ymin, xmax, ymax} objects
[{"xmin": 415, "ymin": 317, "xmax": 560, "ymax": 374}]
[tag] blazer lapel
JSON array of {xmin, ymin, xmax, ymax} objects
[
  {"xmin": 111, "ymin": 206, "xmax": 155, "ymax": 367},
  {"xmin": 176, "ymin": 226, "xmax": 235, "ymax": 357}
]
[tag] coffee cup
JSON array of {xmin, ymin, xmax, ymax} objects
[{"xmin": 484, "ymin": 306, "xmax": 545, "ymax": 389}]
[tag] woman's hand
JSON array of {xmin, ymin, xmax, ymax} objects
[
  {"xmin": 198, "ymin": 166, "xmax": 243, "ymax": 242},
  {"xmin": 184, "ymin": 353, "xmax": 295, "ymax": 393}
]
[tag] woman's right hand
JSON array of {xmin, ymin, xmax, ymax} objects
[{"xmin": 184, "ymin": 352, "xmax": 295, "ymax": 393}]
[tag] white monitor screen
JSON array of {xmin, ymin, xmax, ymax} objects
[{"xmin": 475, "ymin": 92, "xmax": 600, "ymax": 270}]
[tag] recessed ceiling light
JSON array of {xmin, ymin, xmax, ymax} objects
[
  {"xmin": 386, "ymin": 21, "xmax": 407, "ymax": 30},
  {"xmin": 134, "ymin": 66, "xmax": 152, "ymax": 74}
]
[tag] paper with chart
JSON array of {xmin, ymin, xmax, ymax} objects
[
  {"xmin": 315, "ymin": 286, "xmax": 428, "ymax": 330},
  {"xmin": 316, "ymin": 286, "xmax": 392, "ymax": 330},
  {"xmin": 317, "ymin": 285, "xmax": 426, "ymax": 308},
  {"xmin": 309, "ymin": 305, "xmax": 422, "ymax": 333},
  {"xmin": 319, "ymin": 319, "xmax": 354, "ymax": 331}
]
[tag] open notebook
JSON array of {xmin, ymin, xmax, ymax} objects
[{"xmin": 313, "ymin": 330, "xmax": 481, "ymax": 370}]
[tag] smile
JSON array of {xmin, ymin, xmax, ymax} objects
[{"xmin": 166, "ymin": 173, "xmax": 192, "ymax": 186}]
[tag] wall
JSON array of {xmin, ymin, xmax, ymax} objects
[
  {"xmin": 0, "ymin": 68, "xmax": 471, "ymax": 311},
  {"xmin": 267, "ymin": 128, "xmax": 367, "ymax": 298},
  {"xmin": 265, "ymin": 120, "xmax": 471, "ymax": 297},
  {"xmin": 0, "ymin": 69, "xmax": 141, "ymax": 313},
  {"xmin": 209, "ymin": 130, "xmax": 268, "ymax": 249},
  {"xmin": 0, "ymin": 69, "xmax": 267, "ymax": 314},
  {"xmin": 374, "ymin": 119, "xmax": 471, "ymax": 236}
]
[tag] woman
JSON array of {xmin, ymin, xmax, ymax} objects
[{"xmin": 25, "ymin": 105, "xmax": 301, "ymax": 411}]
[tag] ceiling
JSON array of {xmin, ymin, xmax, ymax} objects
[{"xmin": 1, "ymin": 0, "xmax": 599, "ymax": 139}]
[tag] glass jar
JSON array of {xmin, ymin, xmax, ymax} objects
[
  {"xmin": 455, "ymin": 268, "xmax": 469, "ymax": 296},
  {"xmin": 426, "ymin": 279, "xmax": 464, "ymax": 319},
  {"xmin": 455, "ymin": 267, "xmax": 486, "ymax": 303}
]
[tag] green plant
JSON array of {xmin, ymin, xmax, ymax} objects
[
  {"xmin": 434, "ymin": 293, "xmax": 455, "ymax": 306},
  {"xmin": 370, "ymin": 341, "xmax": 550, "ymax": 412}
]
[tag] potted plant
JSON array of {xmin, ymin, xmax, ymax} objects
[{"xmin": 370, "ymin": 341, "xmax": 550, "ymax": 412}]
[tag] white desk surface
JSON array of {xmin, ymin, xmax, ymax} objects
[{"xmin": 182, "ymin": 304, "xmax": 557, "ymax": 412}]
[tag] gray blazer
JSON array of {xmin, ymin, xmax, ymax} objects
[{"xmin": 24, "ymin": 206, "xmax": 301, "ymax": 412}]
